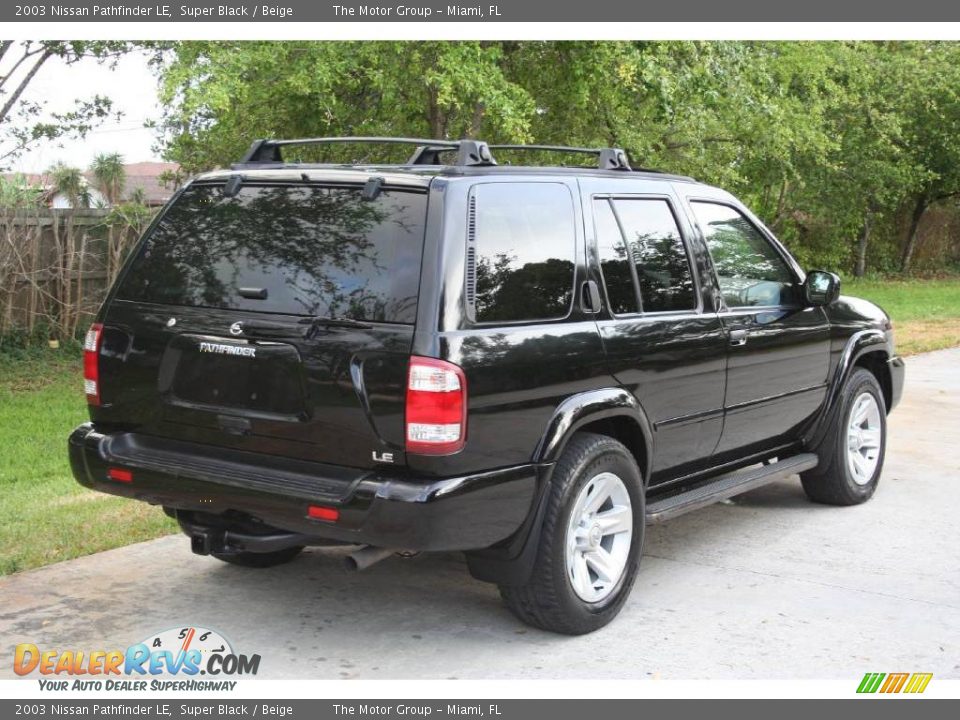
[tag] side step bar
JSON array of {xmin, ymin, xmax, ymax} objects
[{"xmin": 645, "ymin": 453, "xmax": 818, "ymax": 524}]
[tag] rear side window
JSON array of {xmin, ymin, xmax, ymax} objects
[
  {"xmin": 470, "ymin": 183, "xmax": 576, "ymax": 323},
  {"xmin": 116, "ymin": 184, "xmax": 427, "ymax": 323},
  {"xmin": 594, "ymin": 197, "xmax": 697, "ymax": 314}
]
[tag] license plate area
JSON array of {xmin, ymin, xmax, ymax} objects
[{"xmin": 160, "ymin": 334, "xmax": 306, "ymax": 419}]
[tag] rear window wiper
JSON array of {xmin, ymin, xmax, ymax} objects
[{"xmin": 298, "ymin": 315, "xmax": 374, "ymax": 336}]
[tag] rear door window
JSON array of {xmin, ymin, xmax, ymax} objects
[
  {"xmin": 594, "ymin": 197, "xmax": 697, "ymax": 314},
  {"xmin": 470, "ymin": 182, "xmax": 576, "ymax": 323},
  {"xmin": 116, "ymin": 183, "xmax": 428, "ymax": 323}
]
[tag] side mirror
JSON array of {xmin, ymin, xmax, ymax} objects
[{"xmin": 804, "ymin": 270, "xmax": 841, "ymax": 306}]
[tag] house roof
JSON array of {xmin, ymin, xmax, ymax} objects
[{"xmin": 121, "ymin": 162, "xmax": 179, "ymax": 206}]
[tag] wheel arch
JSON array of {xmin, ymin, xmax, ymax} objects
[
  {"xmin": 853, "ymin": 350, "xmax": 893, "ymax": 412},
  {"xmin": 806, "ymin": 329, "xmax": 890, "ymax": 452},
  {"xmin": 467, "ymin": 387, "xmax": 652, "ymax": 587},
  {"xmin": 533, "ymin": 387, "xmax": 654, "ymax": 484}
]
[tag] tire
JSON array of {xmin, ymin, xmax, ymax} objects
[
  {"xmin": 802, "ymin": 367, "xmax": 887, "ymax": 506},
  {"xmin": 211, "ymin": 545, "xmax": 304, "ymax": 568},
  {"xmin": 499, "ymin": 432, "xmax": 645, "ymax": 635}
]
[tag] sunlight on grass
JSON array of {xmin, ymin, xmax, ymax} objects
[
  {"xmin": 0, "ymin": 359, "xmax": 176, "ymax": 575},
  {"xmin": 845, "ymin": 278, "xmax": 960, "ymax": 355}
]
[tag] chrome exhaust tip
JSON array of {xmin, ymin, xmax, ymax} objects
[{"xmin": 344, "ymin": 546, "xmax": 397, "ymax": 572}]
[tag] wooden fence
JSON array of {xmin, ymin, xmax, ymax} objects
[{"xmin": 0, "ymin": 208, "xmax": 155, "ymax": 340}]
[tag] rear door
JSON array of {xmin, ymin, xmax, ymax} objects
[
  {"xmin": 583, "ymin": 181, "xmax": 728, "ymax": 484},
  {"xmin": 96, "ymin": 179, "xmax": 429, "ymax": 469},
  {"xmin": 683, "ymin": 198, "xmax": 831, "ymax": 460}
]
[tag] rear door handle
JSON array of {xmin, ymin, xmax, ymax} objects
[{"xmin": 729, "ymin": 328, "xmax": 749, "ymax": 346}]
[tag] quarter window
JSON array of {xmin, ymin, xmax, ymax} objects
[
  {"xmin": 471, "ymin": 183, "xmax": 576, "ymax": 323},
  {"xmin": 594, "ymin": 199, "xmax": 638, "ymax": 314},
  {"xmin": 593, "ymin": 197, "xmax": 697, "ymax": 314},
  {"xmin": 690, "ymin": 202, "xmax": 797, "ymax": 308}
]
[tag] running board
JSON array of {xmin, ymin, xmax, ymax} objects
[{"xmin": 645, "ymin": 453, "xmax": 819, "ymax": 524}]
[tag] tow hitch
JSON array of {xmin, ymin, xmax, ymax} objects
[
  {"xmin": 178, "ymin": 512, "xmax": 310, "ymax": 556},
  {"xmin": 189, "ymin": 528, "xmax": 223, "ymax": 556}
]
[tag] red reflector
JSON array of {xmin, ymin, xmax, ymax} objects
[
  {"xmin": 307, "ymin": 505, "xmax": 339, "ymax": 522},
  {"xmin": 108, "ymin": 468, "xmax": 132, "ymax": 483}
]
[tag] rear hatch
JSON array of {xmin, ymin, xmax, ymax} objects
[{"xmin": 94, "ymin": 177, "xmax": 429, "ymax": 469}]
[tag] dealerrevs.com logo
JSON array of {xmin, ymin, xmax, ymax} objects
[{"xmin": 14, "ymin": 626, "xmax": 260, "ymax": 691}]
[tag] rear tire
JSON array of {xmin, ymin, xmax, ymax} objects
[
  {"xmin": 802, "ymin": 368, "xmax": 887, "ymax": 506},
  {"xmin": 211, "ymin": 546, "xmax": 303, "ymax": 568},
  {"xmin": 499, "ymin": 432, "xmax": 644, "ymax": 635}
]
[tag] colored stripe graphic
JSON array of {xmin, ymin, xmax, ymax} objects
[
  {"xmin": 903, "ymin": 673, "xmax": 933, "ymax": 694},
  {"xmin": 857, "ymin": 672, "xmax": 932, "ymax": 694},
  {"xmin": 857, "ymin": 673, "xmax": 886, "ymax": 693},
  {"xmin": 880, "ymin": 673, "xmax": 909, "ymax": 693}
]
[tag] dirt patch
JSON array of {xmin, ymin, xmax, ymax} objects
[{"xmin": 897, "ymin": 318, "xmax": 960, "ymax": 355}]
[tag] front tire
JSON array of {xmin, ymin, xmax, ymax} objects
[
  {"xmin": 499, "ymin": 432, "xmax": 644, "ymax": 635},
  {"xmin": 802, "ymin": 368, "xmax": 887, "ymax": 506}
]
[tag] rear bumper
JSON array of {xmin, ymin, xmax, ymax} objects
[
  {"xmin": 69, "ymin": 423, "xmax": 545, "ymax": 552},
  {"xmin": 888, "ymin": 355, "xmax": 905, "ymax": 411}
]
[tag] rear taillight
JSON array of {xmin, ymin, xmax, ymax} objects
[
  {"xmin": 405, "ymin": 356, "xmax": 467, "ymax": 455},
  {"xmin": 83, "ymin": 323, "xmax": 103, "ymax": 406}
]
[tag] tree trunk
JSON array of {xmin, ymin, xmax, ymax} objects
[
  {"xmin": 854, "ymin": 211, "xmax": 873, "ymax": 277},
  {"xmin": 71, "ymin": 229, "xmax": 88, "ymax": 339},
  {"xmin": 900, "ymin": 196, "xmax": 928, "ymax": 274},
  {"xmin": 26, "ymin": 222, "xmax": 39, "ymax": 332},
  {"xmin": 426, "ymin": 87, "xmax": 446, "ymax": 138}
]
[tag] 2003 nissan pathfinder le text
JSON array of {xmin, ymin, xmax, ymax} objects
[{"xmin": 69, "ymin": 137, "xmax": 904, "ymax": 634}]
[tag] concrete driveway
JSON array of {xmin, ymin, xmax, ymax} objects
[{"xmin": 2, "ymin": 349, "xmax": 958, "ymax": 679}]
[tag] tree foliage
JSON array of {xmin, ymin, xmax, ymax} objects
[
  {"xmin": 0, "ymin": 41, "xmax": 152, "ymax": 167},
  {"xmin": 156, "ymin": 41, "xmax": 960, "ymax": 275}
]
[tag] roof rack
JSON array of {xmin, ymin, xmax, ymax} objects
[
  {"xmin": 240, "ymin": 137, "xmax": 496, "ymax": 168},
  {"xmin": 488, "ymin": 144, "xmax": 631, "ymax": 171},
  {"xmin": 237, "ymin": 136, "xmax": 634, "ymax": 172}
]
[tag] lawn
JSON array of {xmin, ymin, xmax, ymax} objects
[
  {"xmin": 844, "ymin": 277, "xmax": 960, "ymax": 355},
  {"xmin": 0, "ymin": 277, "xmax": 957, "ymax": 576},
  {"xmin": 0, "ymin": 354, "xmax": 176, "ymax": 575}
]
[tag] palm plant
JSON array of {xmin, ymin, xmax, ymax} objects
[
  {"xmin": 46, "ymin": 162, "xmax": 92, "ymax": 338},
  {"xmin": 90, "ymin": 152, "xmax": 126, "ymax": 206},
  {"xmin": 47, "ymin": 162, "xmax": 92, "ymax": 208}
]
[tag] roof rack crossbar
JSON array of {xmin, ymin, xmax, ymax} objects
[
  {"xmin": 240, "ymin": 137, "xmax": 495, "ymax": 167},
  {"xmin": 488, "ymin": 144, "xmax": 632, "ymax": 171}
]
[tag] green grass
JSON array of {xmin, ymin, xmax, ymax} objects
[
  {"xmin": 0, "ymin": 353, "xmax": 175, "ymax": 575},
  {"xmin": 845, "ymin": 277, "xmax": 960, "ymax": 355}
]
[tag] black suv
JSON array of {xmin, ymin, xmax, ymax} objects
[{"xmin": 70, "ymin": 137, "xmax": 904, "ymax": 634}]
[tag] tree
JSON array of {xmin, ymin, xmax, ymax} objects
[
  {"xmin": 47, "ymin": 162, "xmax": 91, "ymax": 208},
  {"xmin": 888, "ymin": 43, "xmax": 960, "ymax": 272},
  {"xmin": 155, "ymin": 41, "xmax": 536, "ymax": 173},
  {"xmin": 102, "ymin": 187, "xmax": 154, "ymax": 285},
  {"xmin": 46, "ymin": 162, "xmax": 91, "ymax": 339},
  {"xmin": 90, "ymin": 152, "xmax": 126, "ymax": 205},
  {"xmin": 154, "ymin": 41, "xmax": 960, "ymax": 275},
  {"xmin": 0, "ymin": 41, "xmax": 145, "ymax": 168}
]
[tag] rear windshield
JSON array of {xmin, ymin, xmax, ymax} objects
[{"xmin": 116, "ymin": 183, "xmax": 427, "ymax": 323}]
